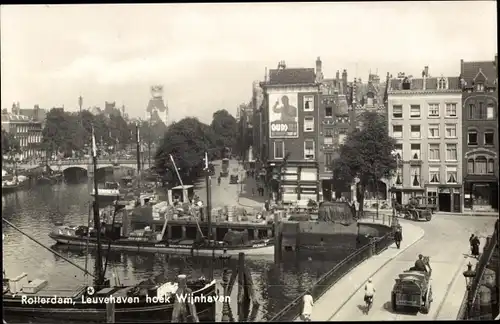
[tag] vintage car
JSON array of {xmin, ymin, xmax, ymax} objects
[
  {"xmin": 391, "ymin": 257, "xmax": 433, "ymax": 314},
  {"xmin": 229, "ymin": 175, "xmax": 239, "ymax": 184}
]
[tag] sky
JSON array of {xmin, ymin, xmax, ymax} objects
[{"xmin": 1, "ymin": 2, "xmax": 497, "ymax": 124}]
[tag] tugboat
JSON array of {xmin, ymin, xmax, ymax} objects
[{"xmin": 3, "ymin": 127, "xmax": 216, "ymax": 323}]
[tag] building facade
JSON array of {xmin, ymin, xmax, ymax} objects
[
  {"xmin": 460, "ymin": 56, "xmax": 498, "ymax": 211},
  {"xmin": 388, "ymin": 69, "xmax": 463, "ymax": 212},
  {"xmin": 1, "ymin": 105, "xmax": 43, "ymax": 160},
  {"xmin": 260, "ymin": 60, "xmax": 321, "ymax": 203}
]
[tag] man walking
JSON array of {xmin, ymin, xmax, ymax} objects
[{"xmin": 394, "ymin": 225, "xmax": 402, "ymax": 249}]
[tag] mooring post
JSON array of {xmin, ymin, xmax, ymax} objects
[
  {"xmin": 172, "ymin": 274, "xmax": 188, "ymax": 323},
  {"xmin": 106, "ymin": 301, "xmax": 115, "ymax": 323},
  {"xmin": 221, "ymin": 268, "xmax": 231, "ymax": 322},
  {"xmin": 273, "ymin": 211, "xmax": 282, "ymax": 264}
]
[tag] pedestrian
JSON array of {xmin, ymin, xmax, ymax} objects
[
  {"xmin": 469, "ymin": 234, "xmax": 480, "ymax": 258},
  {"xmin": 264, "ymin": 200, "xmax": 270, "ymax": 212},
  {"xmin": 394, "ymin": 225, "xmax": 402, "ymax": 249},
  {"xmin": 301, "ymin": 289, "xmax": 314, "ymax": 321},
  {"xmin": 252, "ymin": 187, "xmax": 255, "ymax": 196}
]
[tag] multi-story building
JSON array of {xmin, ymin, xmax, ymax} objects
[
  {"xmin": 259, "ymin": 60, "xmax": 321, "ymax": 203},
  {"xmin": 251, "ymin": 81, "xmax": 264, "ymax": 164},
  {"xmin": 388, "ymin": 68, "xmax": 463, "ymax": 212},
  {"xmin": 460, "ymin": 55, "xmax": 498, "ymax": 211},
  {"xmin": 318, "ymin": 67, "xmax": 352, "ymax": 200},
  {"xmin": 1, "ymin": 103, "xmax": 44, "ymax": 159}
]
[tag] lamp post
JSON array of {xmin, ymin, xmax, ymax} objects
[
  {"xmin": 390, "ymin": 150, "xmax": 401, "ymax": 228},
  {"xmin": 463, "ymin": 262, "xmax": 476, "ymax": 319}
]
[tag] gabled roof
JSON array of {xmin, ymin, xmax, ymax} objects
[
  {"xmin": 461, "ymin": 60, "xmax": 496, "ymax": 85},
  {"xmin": 473, "ymin": 69, "xmax": 487, "ymax": 83},
  {"xmin": 268, "ymin": 68, "xmax": 316, "ymax": 85}
]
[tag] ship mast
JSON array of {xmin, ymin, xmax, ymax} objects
[
  {"xmin": 135, "ymin": 122, "xmax": 141, "ymax": 188},
  {"xmin": 91, "ymin": 126, "xmax": 105, "ymax": 287}
]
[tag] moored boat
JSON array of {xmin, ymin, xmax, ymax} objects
[{"xmin": 91, "ymin": 181, "xmax": 120, "ymax": 202}]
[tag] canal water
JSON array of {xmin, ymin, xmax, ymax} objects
[{"xmin": 2, "ymin": 173, "xmax": 359, "ymax": 321}]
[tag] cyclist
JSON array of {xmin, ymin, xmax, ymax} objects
[{"xmin": 364, "ymin": 278, "xmax": 376, "ymax": 312}]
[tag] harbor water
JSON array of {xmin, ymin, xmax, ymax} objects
[{"xmin": 2, "ymin": 178, "xmax": 359, "ymax": 321}]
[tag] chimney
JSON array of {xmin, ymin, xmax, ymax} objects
[
  {"xmin": 423, "ymin": 66, "xmax": 428, "ymax": 90},
  {"xmin": 424, "ymin": 66, "xmax": 429, "ymax": 78},
  {"xmin": 315, "ymin": 57, "xmax": 323, "ymax": 83},
  {"xmin": 336, "ymin": 70, "xmax": 340, "ymax": 81},
  {"xmin": 34, "ymin": 104, "xmax": 39, "ymax": 120}
]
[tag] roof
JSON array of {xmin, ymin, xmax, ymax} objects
[
  {"xmin": 1, "ymin": 113, "xmax": 42, "ymax": 123},
  {"xmin": 461, "ymin": 60, "xmax": 497, "ymax": 85},
  {"xmin": 171, "ymin": 185, "xmax": 194, "ymax": 190},
  {"xmin": 18, "ymin": 108, "xmax": 47, "ymax": 122},
  {"xmin": 268, "ymin": 68, "xmax": 316, "ymax": 85},
  {"xmin": 389, "ymin": 76, "xmax": 461, "ymax": 91}
]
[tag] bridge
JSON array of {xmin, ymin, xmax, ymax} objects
[
  {"xmin": 269, "ymin": 213, "xmax": 497, "ymax": 322},
  {"xmin": 47, "ymin": 159, "xmax": 153, "ymax": 172}
]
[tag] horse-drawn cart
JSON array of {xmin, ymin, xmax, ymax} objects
[{"xmin": 391, "ymin": 262, "xmax": 433, "ymax": 313}]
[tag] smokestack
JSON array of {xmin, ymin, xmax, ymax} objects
[
  {"xmin": 336, "ymin": 70, "xmax": 340, "ymax": 81},
  {"xmin": 342, "ymin": 70, "xmax": 348, "ymax": 95},
  {"xmin": 315, "ymin": 57, "xmax": 323, "ymax": 83},
  {"xmin": 352, "ymin": 78, "xmax": 357, "ymax": 105}
]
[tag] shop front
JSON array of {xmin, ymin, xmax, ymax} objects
[
  {"xmin": 437, "ymin": 185, "xmax": 462, "ymax": 213},
  {"xmin": 464, "ymin": 175, "xmax": 498, "ymax": 211}
]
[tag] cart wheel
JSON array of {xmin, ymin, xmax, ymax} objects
[
  {"xmin": 426, "ymin": 213, "xmax": 432, "ymax": 221},
  {"xmin": 391, "ymin": 293, "xmax": 397, "ymax": 312}
]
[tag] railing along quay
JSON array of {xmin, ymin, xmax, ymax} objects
[
  {"xmin": 269, "ymin": 213, "xmax": 394, "ymax": 322},
  {"xmin": 457, "ymin": 220, "xmax": 499, "ymax": 320}
]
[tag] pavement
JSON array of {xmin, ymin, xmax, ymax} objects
[
  {"xmin": 296, "ymin": 214, "xmax": 496, "ymax": 321},
  {"xmin": 363, "ymin": 208, "xmax": 498, "ymax": 217}
]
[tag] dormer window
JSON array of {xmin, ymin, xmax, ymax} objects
[
  {"xmin": 476, "ymin": 83, "xmax": 484, "ymax": 92},
  {"xmin": 437, "ymin": 77, "xmax": 448, "ymax": 90},
  {"xmin": 366, "ymin": 92, "xmax": 374, "ymax": 106},
  {"xmin": 402, "ymin": 77, "xmax": 411, "ymax": 90}
]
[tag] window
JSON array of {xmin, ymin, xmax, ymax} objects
[
  {"xmin": 479, "ymin": 102, "xmax": 485, "ymax": 119},
  {"xmin": 324, "ymin": 136, "xmax": 333, "ymax": 145},
  {"xmin": 303, "ymin": 95, "xmax": 314, "ymax": 111},
  {"xmin": 428, "ymin": 124, "xmax": 440, "ymax": 138},
  {"xmin": 410, "ymin": 105, "xmax": 421, "ymax": 118},
  {"xmin": 325, "ymin": 153, "xmax": 333, "ymax": 171},
  {"xmin": 487, "ymin": 159, "xmax": 495, "ymax": 173},
  {"xmin": 410, "ymin": 125, "xmax": 421, "ymax": 138},
  {"xmin": 438, "ymin": 78, "xmax": 447, "ymax": 90},
  {"xmin": 338, "ymin": 133, "xmax": 346, "ymax": 145},
  {"xmin": 429, "ymin": 167, "xmax": 440, "ymax": 183},
  {"xmin": 446, "ymin": 144, "xmax": 457, "ymax": 161},
  {"xmin": 411, "ymin": 166, "xmax": 421, "ymax": 187},
  {"xmin": 304, "ymin": 140, "xmax": 315, "ymax": 159},
  {"xmin": 395, "ymin": 167, "xmax": 403, "ymax": 185},
  {"xmin": 468, "ymin": 104, "xmax": 476, "ymax": 119},
  {"xmin": 274, "ymin": 141, "xmax": 284, "ymax": 159},
  {"xmin": 392, "ymin": 125, "xmax": 402, "ymax": 138},
  {"xmin": 476, "ymin": 83, "xmax": 484, "ymax": 92},
  {"xmin": 411, "ymin": 144, "xmax": 421, "ymax": 160},
  {"xmin": 445, "ymin": 124, "xmax": 457, "ymax": 138},
  {"xmin": 475, "ymin": 156, "xmax": 487, "ymax": 174},
  {"xmin": 486, "ymin": 104, "xmax": 495, "ymax": 119},
  {"xmin": 446, "ymin": 166, "xmax": 457, "ymax": 183},
  {"xmin": 468, "ymin": 131, "xmax": 478, "ymax": 145},
  {"xmin": 394, "ymin": 143, "xmax": 403, "ymax": 160},
  {"xmin": 445, "ymin": 103, "xmax": 457, "ymax": 117},
  {"xmin": 429, "ymin": 144, "xmax": 440, "ymax": 161},
  {"xmin": 484, "ymin": 131, "xmax": 494, "ymax": 145},
  {"xmin": 325, "ymin": 106, "xmax": 333, "ymax": 117},
  {"xmin": 468, "ymin": 159, "xmax": 475, "ymax": 174},
  {"xmin": 428, "ymin": 103, "xmax": 439, "ymax": 117},
  {"xmin": 304, "ymin": 116, "xmax": 314, "ymax": 132},
  {"xmin": 392, "ymin": 105, "xmax": 403, "ymax": 118}
]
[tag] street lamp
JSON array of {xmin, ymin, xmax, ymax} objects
[
  {"xmin": 390, "ymin": 149, "xmax": 401, "ymax": 228},
  {"xmin": 463, "ymin": 262, "xmax": 476, "ymax": 319}
]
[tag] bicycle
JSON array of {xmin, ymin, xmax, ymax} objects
[{"xmin": 364, "ymin": 295, "xmax": 373, "ymax": 314}]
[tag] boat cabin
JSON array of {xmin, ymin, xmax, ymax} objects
[{"xmin": 169, "ymin": 185, "xmax": 194, "ymax": 204}]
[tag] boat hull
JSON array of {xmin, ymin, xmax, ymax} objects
[
  {"xmin": 3, "ymin": 282, "xmax": 217, "ymax": 323},
  {"xmin": 49, "ymin": 233, "xmax": 274, "ymax": 257}
]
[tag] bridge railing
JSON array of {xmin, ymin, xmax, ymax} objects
[
  {"xmin": 269, "ymin": 224, "xmax": 394, "ymax": 322},
  {"xmin": 457, "ymin": 220, "xmax": 499, "ymax": 320},
  {"xmin": 50, "ymin": 158, "xmax": 139, "ymax": 166}
]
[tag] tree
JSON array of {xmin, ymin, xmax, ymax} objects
[
  {"xmin": 210, "ymin": 109, "xmax": 238, "ymax": 155},
  {"xmin": 155, "ymin": 117, "xmax": 218, "ymax": 186},
  {"xmin": 1, "ymin": 129, "xmax": 20, "ymax": 161},
  {"xmin": 42, "ymin": 108, "xmax": 76, "ymax": 157},
  {"xmin": 331, "ymin": 111, "xmax": 397, "ymax": 214}
]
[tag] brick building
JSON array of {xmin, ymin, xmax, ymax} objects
[
  {"xmin": 460, "ymin": 55, "xmax": 498, "ymax": 211},
  {"xmin": 388, "ymin": 69, "xmax": 463, "ymax": 212},
  {"xmin": 259, "ymin": 60, "xmax": 321, "ymax": 203}
]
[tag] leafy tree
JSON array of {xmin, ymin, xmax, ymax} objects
[
  {"xmin": 1, "ymin": 129, "xmax": 20, "ymax": 161},
  {"xmin": 331, "ymin": 111, "xmax": 397, "ymax": 214},
  {"xmin": 211, "ymin": 109, "xmax": 238, "ymax": 155},
  {"xmin": 155, "ymin": 117, "xmax": 217, "ymax": 187},
  {"xmin": 42, "ymin": 108, "xmax": 76, "ymax": 157}
]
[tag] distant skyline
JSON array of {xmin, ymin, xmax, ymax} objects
[{"xmin": 1, "ymin": 2, "xmax": 497, "ymax": 124}]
